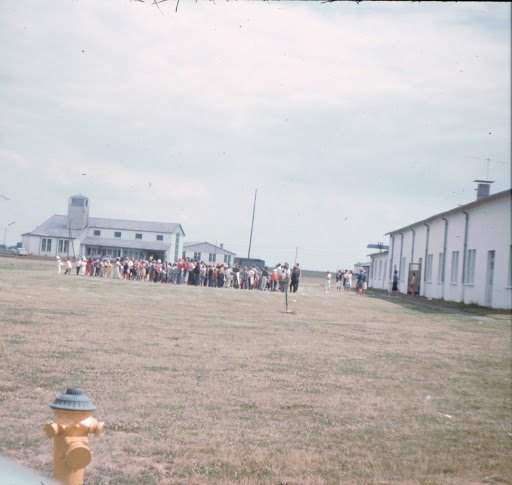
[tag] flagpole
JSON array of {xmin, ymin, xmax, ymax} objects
[{"xmin": 247, "ymin": 189, "xmax": 257, "ymax": 258}]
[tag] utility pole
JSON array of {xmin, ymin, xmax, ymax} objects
[
  {"xmin": 294, "ymin": 246, "xmax": 298, "ymax": 265},
  {"xmin": 247, "ymin": 189, "xmax": 257, "ymax": 258},
  {"xmin": 68, "ymin": 222, "xmax": 76, "ymax": 260},
  {"xmin": 3, "ymin": 221, "xmax": 15, "ymax": 247}
]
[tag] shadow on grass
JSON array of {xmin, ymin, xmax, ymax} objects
[{"xmin": 367, "ymin": 289, "xmax": 511, "ymax": 319}]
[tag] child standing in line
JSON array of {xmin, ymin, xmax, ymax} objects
[{"xmin": 325, "ymin": 271, "xmax": 332, "ymax": 292}]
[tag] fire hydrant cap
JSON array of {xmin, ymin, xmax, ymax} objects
[{"xmin": 49, "ymin": 387, "xmax": 97, "ymax": 411}]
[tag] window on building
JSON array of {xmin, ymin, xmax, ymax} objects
[
  {"xmin": 58, "ymin": 239, "xmax": 69, "ymax": 253},
  {"xmin": 114, "ymin": 232, "xmax": 121, "ymax": 238},
  {"xmin": 437, "ymin": 253, "xmax": 444, "ymax": 283},
  {"xmin": 400, "ymin": 257, "xmax": 406, "ymax": 280},
  {"xmin": 93, "ymin": 230, "xmax": 101, "ymax": 236},
  {"xmin": 156, "ymin": 235, "xmax": 163, "ymax": 241},
  {"xmin": 425, "ymin": 254, "xmax": 433, "ymax": 282},
  {"xmin": 135, "ymin": 233, "xmax": 142, "ymax": 240},
  {"xmin": 450, "ymin": 251, "xmax": 459, "ymax": 284},
  {"xmin": 209, "ymin": 253, "xmax": 216, "ymax": 263},
  {"xmin": 86, "ymin": 247, "xmax": 91, "ymax": 256},
  {"xmin": 464, "ymin": 249, "xmax": 476, "ymax": 285},
  {"xmin": 174, "ymin": 233, "xmax": 180, "ymax": 262},
  {"xmin": 224, "ymin": 254, "xmax": 231, "ymax": 264},
  {"xmin": 193, "ymin": 252, "xmax": 201, "ymax": 261},
  {"xmin": 41, "ymin": 238, "xmax": 52, "ymax": 252}
]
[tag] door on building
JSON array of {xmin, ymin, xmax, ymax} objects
[
  {"xmin": 484, "ymin": 250, "xmax": 495, "ymax": 307},
  {"xmin": 408, "ymin": 263, "xmax": 421, "ymax": 295}
]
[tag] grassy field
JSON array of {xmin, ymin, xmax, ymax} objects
[{"xmin": 0, "ymin": 256, "xmax": 511, "ymax": 485}]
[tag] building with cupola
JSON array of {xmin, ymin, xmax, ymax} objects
[{"xmin": 22, "ymin": 195, "xmax": 185, "ymax": 262}]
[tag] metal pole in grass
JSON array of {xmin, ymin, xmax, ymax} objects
[{"xmin": 283, "ymin": 271, "xmax": 294, "ymax": 314}]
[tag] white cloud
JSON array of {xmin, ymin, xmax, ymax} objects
[{"xmin": 0, "ymin": 1, "xmax": 509, "ymax": 268}]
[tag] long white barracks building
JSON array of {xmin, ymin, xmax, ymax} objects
[
  {"xmin": 22, "ymin": 195, "xmax": 185, "ymax": 262},
  {"xmin": 368, "ymin": 183, "xmax": 511, "ymax": 309}
]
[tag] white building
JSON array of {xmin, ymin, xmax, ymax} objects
[
  {"xmin": 22, "ymin": 195, "xmax": 185, "ymax": 262},
  {"xmin": 368, "ymin": 184, "xmax": 511, "ymax": 309},
  {"xmin": 367, "ymin": 251, "xmax": 389, "ymax": 291},
  {"xmin": 182, "ymin": 241, "xmax": 236, "ymax": 266}
]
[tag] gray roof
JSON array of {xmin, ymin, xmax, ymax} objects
[
  {"xmin": 22, "ymin": 215, "xmax": 86, "ymax": 239},
  {"xmin": 23, "ymin": 214, "xmax": 185, "ymax": 238},
  {"xmin": 367, "ymin": 250, "xmax": 389, "ymax": 258},
  {"xmin": 81, "ymin": 237, "xmax": 170, "ymax": 251},
  {"xmin": 386, "ymin": 189, "xmax": 511, "ymax": 236},
  {"xmin": 183, "ymin": 241, "xmax": 236, "ymax": 256},
  {"xmin": 89, "ymin": 217, "xmax": 184, "ymax": 235}
]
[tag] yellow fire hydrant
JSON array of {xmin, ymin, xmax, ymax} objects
[{"xmin": 45, "ymin": 387, "xmax": 104, "ymax": 485}]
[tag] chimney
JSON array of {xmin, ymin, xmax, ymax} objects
[
  {"xmin": 473, "ymin": 180, "xmax": 494, "ymax": 200},
  {"xmin": 220, "ymin": 243, "xmax": 224, "ymax": 249}
]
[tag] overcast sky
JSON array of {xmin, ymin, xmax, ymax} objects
[{"xmin": 1, "ymin": 1, "xmax": 510, "ymax": 270}]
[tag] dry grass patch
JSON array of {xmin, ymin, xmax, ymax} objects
[{"xmin": 0, "ymin": 257, "xmax": 511, "ymax": 484}]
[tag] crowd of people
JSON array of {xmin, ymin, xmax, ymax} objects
[
  {"xmin": 325, "ymin": 269, "xmax": 367, "ymax": 295},
  {"xmin": 57, "ymin": 255, "xmax": 368, "ymax": 295},
  {"xmin": 57, "ymin": 256, "xmax": 303, "ymax": 292}
]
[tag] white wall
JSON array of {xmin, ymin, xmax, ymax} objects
[
  {"xmin": 383, "ymin": 192, "xmax": 511, "ymax": 309},
  {"xmin": 443, "ymin": 212, "xmax": 466, "ymax": 303},
  {"xmin": 460, "ymin": 195, "xmax": 511, "ymax": 308},
  {"xmin": 84, "ymin": 229, "xmax": 183, "ymax": 262},
  {"xmin": 369, "ymin": 252, "xmax": 389, "ymax": 290},
  {"xmin": 22, "ymin": 235, "xmax": 41, "ymax": 256},
  {"xmin": 422, "ymin": 217, "xmax": 446, "ymax": 300},
  {"xmin": 182, "ymin": 249, "xmax": 233, "ymax": 265},
  {"xmin": 22, "ymin": 235, "xmax": 83, "ymax": 257},
  {"xmin": 86, "ymin": 227, "xmax": 172, "ymax": 243}
]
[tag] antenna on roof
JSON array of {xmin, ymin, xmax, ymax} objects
[
  {"xmin": 466, "ymin": 155, "xmax": 507, "ymax": 179},
  {"xmin": 482, "ymin": 157, "xmax": 507, "ymax": 179}
]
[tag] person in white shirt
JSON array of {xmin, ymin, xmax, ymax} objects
[
  {"xmin": 344, "ymin": 270, "xmax": 352, "ymax": 292},
  {"xmin": 64, "ymin": 257, "xmax": 72, "ymax": 275},
  {"xmin": 325, "ymin": 271, "xmax": 332, "ymax": 292}
]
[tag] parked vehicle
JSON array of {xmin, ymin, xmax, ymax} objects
[
  {"xmin": 233, "ymin": 257, "xmax": 266, "ymax": 269},
  {"xmin": 14, "ymin": 248, "xmax": 28, "ymax": 256}
]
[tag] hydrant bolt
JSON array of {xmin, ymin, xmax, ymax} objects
[
  {"xmin": 89, "ymin": 421, "xmax": 105, "ymax": 437},
  {"xmin": 45, "ymin": 421, "xmax": 59, "ymax": 438},
  {"xmin": 65, "ymin": 440, "xmax": 92, "ymax": 470}
]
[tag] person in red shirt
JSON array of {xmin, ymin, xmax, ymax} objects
[{"xmin": 176, "ymin": 259, "xmax": 183, "ymax": 284}]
